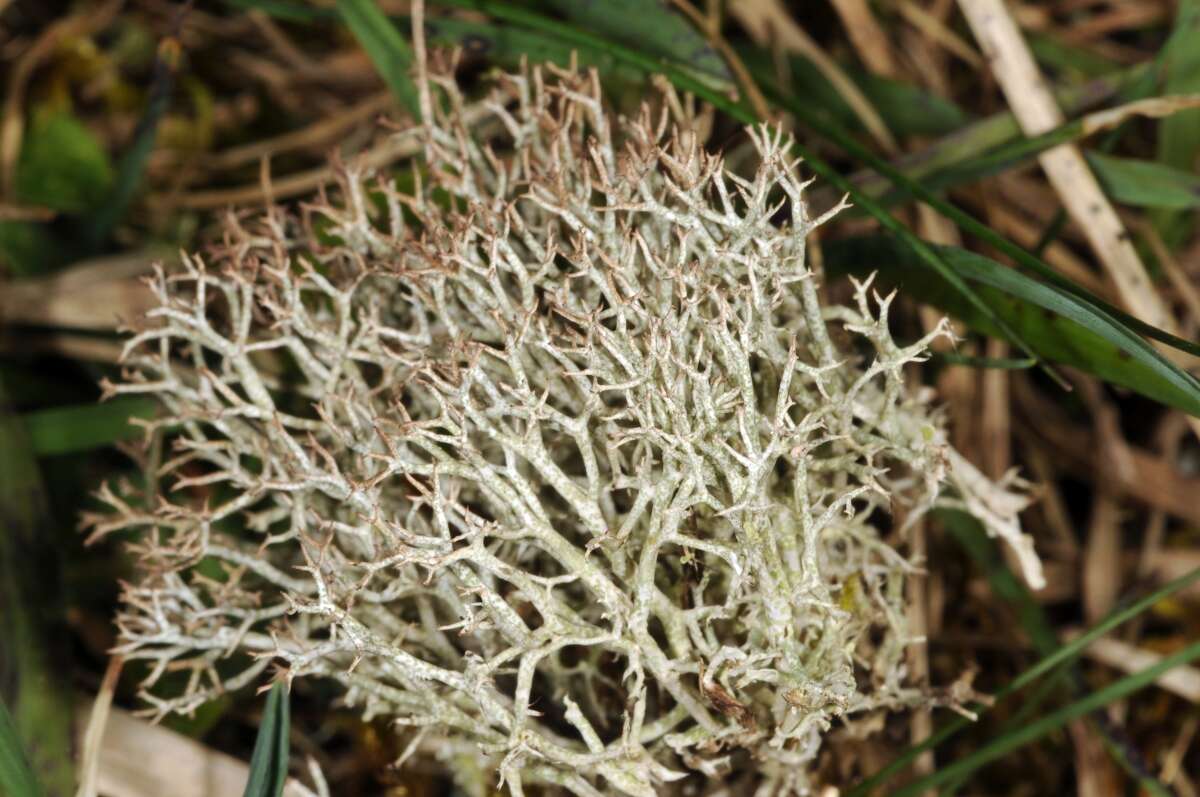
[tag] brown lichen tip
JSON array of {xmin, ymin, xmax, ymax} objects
[{"xmin": 90, "ymin": 58, "xmax": 1038, "ymax": 795}]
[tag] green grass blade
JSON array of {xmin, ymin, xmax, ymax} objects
[
  {"xmin": 543, "ymin": 0, "xmax": 729, "ymax": 83},
  {"xmin": 1087, "ymin": 151, "xmax": 1200, "ymax": 209},
  {"xmin": 824, "ymin": 235, "xmax": 1200, "ymax": 417},
  {"xmin": 0, "ymin": 380, "xmax": 74, "ymax": 795},
  {"xmin": 890, "ymin": 639, "xmax": 1200, "ymax": 796},
  {"xmin": 22, "ymin": 398, "xmax": 157, "ymax": 456},
  {"xmin": 337, "ymin": 0, "xmax": 420, "ymax": 117},
  {"xmin": 1027, "ymin": 31, "xmax": 1120, "ymax": 80},
  {"xmin": 845, "ymin": 563, "xmax": 1200, "ymax": 796},
  {"xmin": 83, "ymin": 34, "xmax": 177, "ymax": 252},
  {"xmin": 815, "ymin": 60, "xmax": 1155, "ymax": 211},
  {"xmin": 242, "ymin": 682, "xmax": 290, "ymax": 797},
  {"xmin": 942, "ymin": 510, "xmax": 1057, "ymax": 652},
  {"xmin": 756, "ymin": 76, "xmax": 1200, "ymax": 361},
  {"xmin": 941, "ymin": 511, "xmax": 1168, "ymax": 796},
  {"xmin": 0, "ymin": 699, "xmax": 43, "ymax": 797}
]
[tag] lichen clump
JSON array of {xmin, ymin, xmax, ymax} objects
[{"xmin": 92, "ymin": 60, "xmax": 1037, "ymax": 795}]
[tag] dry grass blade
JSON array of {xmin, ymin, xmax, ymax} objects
[
  {"xmin": 75, "ymin": 656, "xmax": 123, "ymax": 797},
  {"xmin": 1014, "ymin": 380, "xmax": 1200, "ymax": 526},
  {"xmin": 0, "ymin": 251, "xmax": 165, "ymax": 330},
  {"xmin": 205, "ymin": 91, "xmax": 395, "ymax": 170},
  {"xmin": 0, "ymin": 0, "xmax": 123, "ymax": 197},
  {"xmin": 731, "ymin": 0, "xmax": 899, "ymax": 153},
  {"xmin": 1064, "ymin": 634, "xmax": 1200, "ymax": 704},
  {"xmin": 73, "ymin": 698, "xmax": 313, "ymax": 797},
  {"xmin": 959, "ymin": 0, "xmax": 1200, "ymax": 447}
]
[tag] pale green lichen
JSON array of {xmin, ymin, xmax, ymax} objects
[{"xmin": 89, "ymin": 58, "xmax": 1039, "ymax": 796}]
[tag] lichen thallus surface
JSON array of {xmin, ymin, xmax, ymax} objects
[{"xmin": 86, "ymin": 55, "xmax": 1042, "ymax": 795}]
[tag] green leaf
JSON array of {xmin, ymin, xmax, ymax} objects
[
  {"xmin": 1087, "ymin": 151, "xmax": 1200, "ymax": 209},
  {"xmin": 1154, "ymin": 0, "xmax": 1200, "ymax": 244},
  {"xmin": 15, "ymin": 109, "xmax": 113, "ymax": 214},
  {"xmin": 22, "ymin": 398, "xmax": 157, "ymax": 456},
  {"xmin": 242, "ymin": 682, "xmax": 290, "ymax": 797},
  {"xmin": 0, "ymin": 699, "xmax": 43, "ymax": 797},
  {"xmin": 337, "ymin": 0, "xmax": 420, "ymax": 117},
  {"xmin": 824, "ymin": 235, "xmax": 1200, "ymax": 417},
  {"xmin": 542, "ymin": 0, "xmax": 729, "ymax": 83}
]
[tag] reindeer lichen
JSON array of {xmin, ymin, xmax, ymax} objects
[{"xmin": 89, "ymin": 58, "xmax": 1040, "ymax": 795}]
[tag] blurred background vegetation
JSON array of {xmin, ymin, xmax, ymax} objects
[{"xmin": 1, "ymin": 0, "xmax": 1200, "ymax": 795}]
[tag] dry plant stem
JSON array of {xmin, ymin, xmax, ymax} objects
[
  {"xmin": 669, "ymin": 0, "xmax": 771, "ymax": 120},
  {"xmin": 1014, "ymin": 384, "xmax": 1200, "ymax": 527},
  {"xmin": 958, "ymin": 0, "xmax": 1200, "ymax": 425},
  {"xmin": 1067, "ymin": 719, "xmax": 1123, "ymax": 797},
  {"xmin": 0, "ymin": 0, "xmax": 123, "ymax": 196},
  {"xmin": 162, "ymin": 135, "xmax": 420, "ymax": 210},
  {"xmin": 959, "ymin": 0, "xmax": 1161, "ymax": 321},
  {"xmin": 92, "ymin": 60, "xmax": 1039, "ymax": 795}
]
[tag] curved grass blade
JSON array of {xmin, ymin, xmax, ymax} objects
[
  {"xmin": 0, "ymin": 699, "xmax": 43, "ymax": 797},
  {"xmin": 889, "ymin": 638, "xmax": 1200, "ymax": 797},
  {"xmin": 242, "ymin": 681, "xmax": 290, "ymax": 797},
  {"xmin": 337, "ymin": 0, "xmax": 420, "ymax": 117},
  {"xmin": 845, "ymin": 563, "xmax": 1200, "ymax": 796},
  {"xmin": 824, "ymin": 235, "xmax": 1200, "ymax": 417},
  {"xmin": 756, "ymin": 76, "xmax": 1200, "ymax": 360},
  {"xmin": 942, "ymin": 511, "xmax": 1169, "ymax": 796},
  {"xmin": 1087, "ymin": 151, "xmax": 1200, "ymax": 209},
  {"xmin": 808, "ymin": 60, "xmax": 1156, "ymax": 212},
  {"xmin": 22, "ymin": 397, "xmax": 157, "ymax": 456}
]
